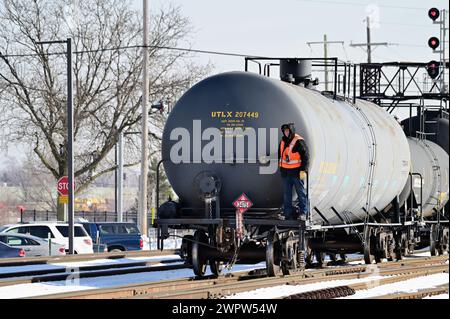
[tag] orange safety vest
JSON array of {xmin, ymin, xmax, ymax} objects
[{"xmin": 279, "ymin": 133, "xmax": 304, "ymax": 169}]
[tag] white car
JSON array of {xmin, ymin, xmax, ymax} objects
[
  {"xmin": 0, "ymin": 233, "xmax": 66, "ymax": 257},
  {"xmin": 0, "ymin": 222, "xmax": 94, "ymax": 254}
]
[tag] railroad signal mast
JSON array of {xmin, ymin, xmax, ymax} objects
[{"xmin": 427, "ymin": 7, "xmax": 448, "ymax": 94}]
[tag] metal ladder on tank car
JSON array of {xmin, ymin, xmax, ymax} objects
[
  {"xmin": 351, "ymin": 102, "xmax": 378, "ymax": 246},
  {"xmin": 415, "ymin": 100, "xmax": 445, "ymax": 223},
  {"xmin": 416, "ymin": 99, "xmax": 448, "ymax": 140}
]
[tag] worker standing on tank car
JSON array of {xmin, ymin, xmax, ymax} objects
[{"xmin": 278, "ymin": 123, "xmax": 310, "ymax": 220}]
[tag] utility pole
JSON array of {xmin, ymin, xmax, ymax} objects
[
  {"xmin": 140, "ymin": 0, "xmax": 149, "ymax": 236},
  {"xmin": 350, "ymin": 17, "xmax": 393, "ymax": 63},
  {"xmin": 66, "ymin": 38, "xmax": 74, "ymax": 255},
  {"xmin": 114, "ymin": 143, "xmax": 118, "ymax": 215},
  {"xmin": 117, "ymin": 132, "xmax": 124, "ymax": 222},
  {"xmin": 36, "ymin": 38, "xmax": 74, "ymax": 255},
  {"xmin": 307, "ymin": 34, "xmax": 344, "ymax": 91},
  {"xmin": 366, "ymin": 17, "xmax": 372, "ymax": 63}
]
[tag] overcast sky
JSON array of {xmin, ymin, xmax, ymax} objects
[
  {"xmin": 134, "ymin": 0, "xmax": 449, "ymax": 71},
  {"xmin": 1, "ymin": 0, "xmax": 449, "ymax": 167}
]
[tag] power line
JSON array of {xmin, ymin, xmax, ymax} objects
[
  {"xmin": 350, "ymin": 17, "xmax": 396, "ymax": 63},
  {"xmin": 0, "ymin": 44, "xmax": 268, "ymax": 59},
  {"xmin": 295, "ymin": 0, "xmax": 430, "ymax": 11},
  {"xmin": 380, "ymin": 22, "xmax": 435, "ymax": 28},
  {"xmin": 396, "ymin": 44, "xmax": 429, "ymax": 48}
]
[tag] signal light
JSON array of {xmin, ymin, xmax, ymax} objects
[
  {"xmin": 426, "ymin": 61, "xmax": 440, "ymax": 79},
  {"xmin": 428, "ymin": 8, "xmax": 440, "ymax": 21},
  {"xmin": 428, "ymin": 37, "xmax": 440, "ymax": 50}
]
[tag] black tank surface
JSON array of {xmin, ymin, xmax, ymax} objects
[
  {"xmin": 161, "ymin": 72, "xmax": 294, "ymax": 211},
  {"xmin": 402, "ymin": 116, "xmax": 449, "ymax": 154},
  {"xmin": 162, "ymin": 71, "xmax": 412, "ymax": 224}
]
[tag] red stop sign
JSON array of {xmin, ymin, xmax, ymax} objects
[{"xmin": 57, "ymin": 176, "xmax": 75, "ymax": 196}]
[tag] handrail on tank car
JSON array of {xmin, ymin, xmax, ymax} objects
[
  {"xmin": 244, "ymin": 58, "xmax": 262, "ymax": 74},
  {"xmin": 244, "ymin": 57, "xmax": 357, "ymax": 102},
  {"xmin": 156, "ymin": 158, "xmax": 167, "ymax": 218},
  {"xmin": 409, "ymin": 172, "xmax": 424, "ymax": 222}
]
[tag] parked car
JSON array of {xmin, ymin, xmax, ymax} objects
[
  {"xmin": 93, "ymin": 243, "xmax": 108, "ymax": 253},
  {"xmin": 0, "ymin": 233, "xmax": 66, "ymax": 257},
  {"xmin": 0, "ymin": 241, "xmax": 25, "ymax": 258},
  {"xmin": 0, "ymin": 222, "xmax": 93, "ymax": 254},
  {"xmin": 80, "ymin": 222, "xmax": 143, "ymax": 252}
]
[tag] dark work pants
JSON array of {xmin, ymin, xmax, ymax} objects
[{"xmin": 282, "ymin": 174, "xmax": 308, "ymax": 218}]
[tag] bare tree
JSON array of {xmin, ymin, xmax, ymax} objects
[
  {"xmin": 0, "ymin": 0, "xmax": 210, "ymax": 205},
  {"xmin": 4, "ymin": 155, "xmax": 57, "ymax": 211}
]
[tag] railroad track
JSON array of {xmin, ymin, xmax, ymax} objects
[
  {"xmin": 0, "ymin": 249, "xmax": 178, "ymax": 267},
  {"xmin": 282, "ymin": 267, "xmax": 449, "ymax": 299},
  {"xmin": 0, "ymin": 258, "xmax": 186, "ymax": 287},
  {"xmin": 369, "ymin": 284, "xmax": 449, "ymax": 299},
  {"xmin": 31, "ymin": 255, "xmax": 448, "ymax": 299}
]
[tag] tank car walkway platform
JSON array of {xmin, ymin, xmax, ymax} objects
[{"xmin": 155, "ymin": 218, "xmax": 307, "ymax": 229}]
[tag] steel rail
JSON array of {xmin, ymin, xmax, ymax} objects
[
  {"xmin": 0, "ymin": 249, "xmax": 178, "ymax": 267},
  {"xmin": 29, "ymin": 255, "xmax": 448, "ymax": 299},
  {"xmin": 369, "ymin": 284, "xmax": 449, "ymax": 299},
  {"xmin": 283, "ymin": 267, "xmax": 449, "ymax": 299},
  {"xmin": 147, "ymin": 263, "xmax": 449, "ymax": 299},
  {"xmin": 0, "ymin": 259, "xmax": 184, "ymax": 286}
]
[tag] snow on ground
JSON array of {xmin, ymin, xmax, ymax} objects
[
  {"xmin": 342, "ymin": 273, "xmax": 449, "ymax": 299},
  {"xmin": 228, "ymin": 248, "xmax": 447, "ymax": 299},
  {"xmin": 148, "ymin": 238, "xmax": 182, "ymax": 250},
  {"xmin": 228, "ymin": 272, "xmax": 449, "ymax": 299},
  {"xmin": 226, "ymin": 275, "xmax": 387, "ymax": 299},
  {"xmin": 52, "ymin": 254, "xmax": 181, "ymax": 268},
  {"xmin": 424, "ymin": 294, "xmax": 449, "ymax": 299},
  {"xmin": 0, "ymin": 254, "xmax": 181, "ymax": 275},
  {"xmin": 0, "ymin": 244, "xmax": 445, "ymax": 299},
  {"xmin": 0, "ymin": 262, "xmax": 266, "ymax": 299}
]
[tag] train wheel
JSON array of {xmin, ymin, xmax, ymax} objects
[
  {"xmin": 315, "ymin": 251, "xmax": 326, "ymax": 265},
  {"xmin": 180, "ymin": 235, "xmax": 194, "ymax": 265},
  {"xmin": 209, "ymin": 260, "xmax": 224, "ymax": 276},
  {"xmin": 305, "ymin": 245, "xmax": 314, "ymax": 267},
  {"xmin": 438, "ymin": 227, "xmax": 448, "ymax": 255},
  {"xmin": 395, "ymin": 233, "xmax": 407, "ymax": 261},
  {"xmin": 329, "ymin": 253, "xmax": 338, "ymax": 262},
  {"xmin": 430, "ymin": 224, "xmax": 439, "ymax": 256},
  {"xmin": 387, "ymin": 235, "xmax": 396, "ymax": 262},
  {"xmin": 282, "ymin": 231, "xmax": 299, "ymax": 275},
  {"xmin": 304, "ymin": 237, "xmax": 314, "ymax": 267},
  {"xmin": 407, "ymin": 228, "xmax": 415, "ymax": 254},
  {"xmin": 340, "ymin": 253, "xmax": 347, "ymax": 262},
  {"xmin": 192, "ymin": 230, "xmax": 208, "ymax": 277},
  {"xmin": 364, "ymin": 227, "xmax": 375, "ymax": 264},
  {"xmin": 266, "ymin": 232, "xmax": 283, "ymax": 277}
]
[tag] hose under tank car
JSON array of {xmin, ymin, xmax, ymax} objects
[{"xmin": 161, "ymin": 71, "xmax": 411, "ymax": 224}]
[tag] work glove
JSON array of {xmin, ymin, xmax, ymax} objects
[{"xmin": 300, "ymin": 171, "xmax": 307, "ymax": 180}]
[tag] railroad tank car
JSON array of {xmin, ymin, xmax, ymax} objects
[
  {"xmin": 161, "ymin": 71, "xmax": 429, "ymax": 223},
  {"xmin": 402, "ymin": 115, "xmax": 449, "ymax": 154},
  {"xmin": 399, "ymin": 138, "xmax": 449, "ymax": 217},
  {"xmin": 157, "ymin": 60, "xmax": 449, "ymax": 276}
]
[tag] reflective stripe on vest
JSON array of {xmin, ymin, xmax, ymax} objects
[{"xmin": 279, "ymin": 134, "xmax": 304, "ymax": 169}]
